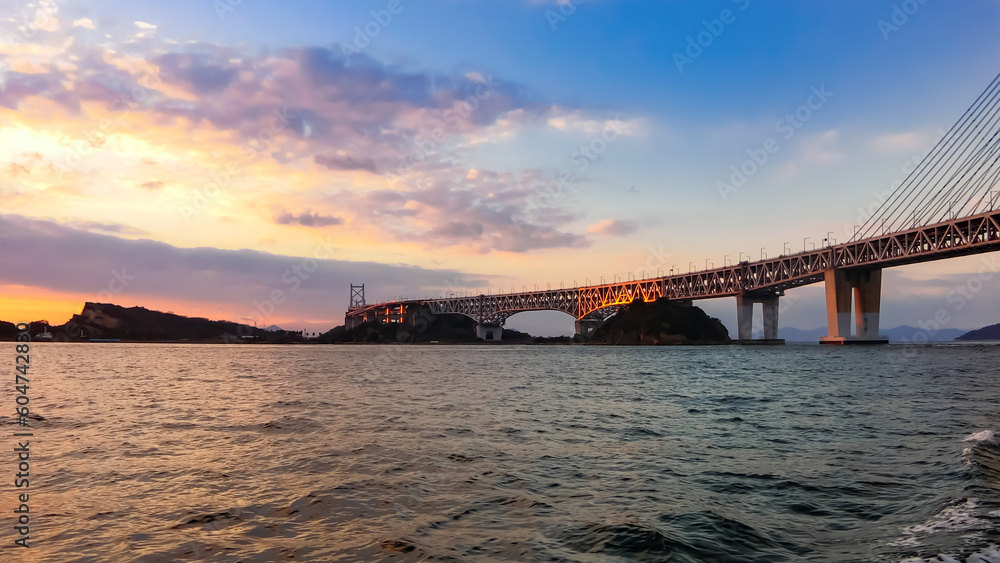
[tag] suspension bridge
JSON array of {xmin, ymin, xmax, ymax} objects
[{"xmin": 345, "ymin": 72, "xmax": 1000, "ymax": 343}]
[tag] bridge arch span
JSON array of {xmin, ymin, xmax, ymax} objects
[{"xmin": 420, "ymin": 292, "xmax": 634, "ymax": 326}]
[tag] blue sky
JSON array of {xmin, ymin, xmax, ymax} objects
[{"xmin": 3, "ymin": 0, "xmax": 1000, "ymax": 336}]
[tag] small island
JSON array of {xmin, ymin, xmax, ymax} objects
[{"xmin": 587, "ymin": 298, "xmax": 731, "ymax": 345}]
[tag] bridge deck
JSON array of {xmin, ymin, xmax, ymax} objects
[{"xmin": 347, "ymin": 209, "xmax": 1000, "ymax": 324}]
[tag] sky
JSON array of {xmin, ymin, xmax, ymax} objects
[{"xmin": 2, "ymin": 0, "xmax": 1000, "ymax": 337}]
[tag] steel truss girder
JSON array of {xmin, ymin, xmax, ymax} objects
[{"xmin": 346, "ymin": 210, "xmax": 1000, "ymax": 325}]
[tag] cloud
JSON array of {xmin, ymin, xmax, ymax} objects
[
  {"xmin": 0, "ymin": 214, "xmax": 489, "ymax": 322},
  {"xmin": 797, "ymin": 129, "xmax": 845, "ymax": 165},
  {"xmin": 314, "ymin": 154, "xmax": 377, "ymax": 173},
  {"xmin": 331, "ymin": 169, "xmax": 590, "ymax": 252},
  {"xmin": 546, "ymin": 112, "xmax": 644, "ymax": 137},
  {"xmin": 0, "ymin": 9, "xmax": 629, "ymax": 255},
  {"xmin": 153, "ymin": 52, "xmax": 239, "ymax": 94},
  {"xmin": 426, "ymin": 221, "xmax": 485, "ymax": 240},
  {"xmin": 63, "ymin": 220, "xmax": 148, "ymax": 236},
  {"xmin": 72, "ymin": 18, "xmax": 95, "ymax": 29},
  {"xmin": 274, "ymin": 209, "xmax": 343, "ymax": 227},
  {"xmin": 870, "ymin": 130, "xmax": 941, "ymax": 154},
  {"xmin": 8, "ymin": 163, "xmax": 30, "ymax": 176},
  {"xmin": 587, "ymin": 219, "xmax": 637, "ymax": 237},
  {"xmin": 133, "ymin": 21, "xmax": 157, "ymax": 30}
]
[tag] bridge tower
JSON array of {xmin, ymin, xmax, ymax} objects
[
  {"xmin": 349, "ymin": 284, "xmax": 366, "ymax": 309},
  {"xmin": 345, "ymin": 284, "xmax": 366, "ymax": 329},
  {"xmin": 820, "ymin": 269, "xmax": 888, "ymax": 344}
]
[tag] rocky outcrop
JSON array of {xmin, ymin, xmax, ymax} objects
[{"xmin": 587, "ymin": 298, "xmax": 731, "ymax": 345}]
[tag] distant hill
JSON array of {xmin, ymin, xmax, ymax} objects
[
  {"xmin": 5, "ymin": 302, "xmax": 305, "ymax": 343},
  {"xmin": 883, "ymin": 326, "xmax": 967, "ymax": 342},
  {"xmin": 0, "ymin": 320, "xmax": 52, "ymax": 340},
  {"xmin": 0, "ymin": 321, "xmax": 17, "ymax": 340},
  {"xmin": 957, "ymin": 323, "xmax": 1000, "ymax": 341}
]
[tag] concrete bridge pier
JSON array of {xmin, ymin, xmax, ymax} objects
[
  {"xmin": 736, "ymin": 293, "xmax": 784, "ymax": 344},
  {"xmin": 575, "ymin": 318, "xmax": 603, "ymax": 339},
  {"xmin": 345, "ymin": 314, "xmax": 362, "ymax": 330},
  {"xmin": 476, "ymin": 324, "xmax": 503, "ymax": 341},
  {"xmin": 820, "ymin": 269, "xmax": 888, "ymax": 344}
]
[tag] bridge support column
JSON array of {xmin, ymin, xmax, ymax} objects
[
  {"xmin": 762, "ymin": 295, "xmax": 779, "ymax": 340},
  {"xmin": 854, "ymin": 270, "xmax": 882, "ymax": 340},
  {"xmin": 476, "ymin": 324, "xmax": 503, "ymax": 341},
  {"xmin": 736, "ymin": 293, "xmax": 785, "ymax": 345},
  {"xmin": 824, "ymin": 269, "xmax": 853, "ymax": 339},
  {"xmin": 820, "ymin": 269, "xmax": 887, "ymax": 345},
  {"xmin": 736, "ymin": 295, "xmax": 753, "ymax": 341},
  {"xmin": 575, "ymin": 318, "xmax": 603, "ymax": 339}
]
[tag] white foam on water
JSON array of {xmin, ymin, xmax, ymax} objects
[
  {"xmin": 899, "ymin": 545, "xmax": 1000, "ymax": 563},
  {"xmin": 964, "ymin": 430, "xmax": 996, "ymax": 443},
  {"xmin": 961, "ymin": 431, "xmax": 995, "ymax": 464},
  {"xmin": 968, "ymin": 547, "xmax": 1000, "ymax": 563},
  {"xmin": 894, "ymin": 499, "xmax": 988, "ymax": 547},
  {"xmin": 899, "ymin": 556, "xmax": 961, "ymax": 563}
]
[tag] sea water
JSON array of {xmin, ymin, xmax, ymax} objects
[{"xmin": 3, "ymin": 342, "xmax": 999, "ymax": 562}]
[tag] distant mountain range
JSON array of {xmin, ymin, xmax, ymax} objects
[{"xmin": 779, "ymin": 325, "xmax": 970, "ymax": 342}]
